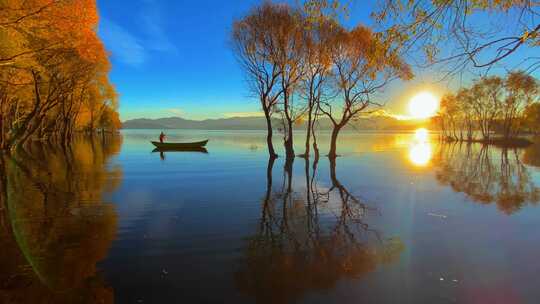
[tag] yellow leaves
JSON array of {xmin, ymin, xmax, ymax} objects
[
  {"xmin": 1, "ymin": 0, "xmax": 119, "ymax": 145},
  {"xmin": 521, "ymin": 30, "xmax": 530, "ymax": 42},
  {"xmin": 423, "ymin": 44, "xmax": 438, "ymax": 64},
  {"xmin": 467, "ymin": 0, "xmax": 518, "ymax": 11},
  {"xmin": 0, "ymin": 0, "xmax": 106, "ymax": 65},
  {"xmin": 303, "ymin": 0, "xmax": 349, "ymax": 25},
  {"xmin": 522, "ymin": 29, "xmax": 540, "ymax": 46}
]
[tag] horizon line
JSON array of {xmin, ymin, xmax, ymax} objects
[{"xmin": 121, "ymin": 113, "xmax": 432, "ymax": 123}]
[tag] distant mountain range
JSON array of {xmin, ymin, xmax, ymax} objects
[{"xmin": 122, "ymin": 116, "xmax": 427, "ymax": 130}]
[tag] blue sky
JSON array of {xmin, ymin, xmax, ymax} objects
[
  {"xmin": 96, "ymin": 1, "xmax": 536, "ymax": 121},
  {"xmin": 96, "ymin": 0, "xmax": 425, "ymax": 121},
  {"xmin": 97, "ymin": 0, "xmax": 260, "ymax": 120}
]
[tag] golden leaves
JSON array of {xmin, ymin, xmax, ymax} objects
[{"xmin": 0, "ymin": 0, "xmax": 119, "ymax": 149}]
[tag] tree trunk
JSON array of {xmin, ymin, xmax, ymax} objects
[
  {"xmin": 303, "ymin": 109, "xmax": 313, "ymax": 158},
  {"xmin": 14, "ymin": 117, "xmax": 42, "ymax": 151},
  {"xmin": 312, "ymin": 132, "xmax": 319, "ymax": 162},
  {"xmin": 284, "ymin": 118, "xmax": 294, "ymax": 159},
  {"xmin": 264, "ymin": 111, "xmax": 277, "ymax": 158},
  {"xmin": 328, "ymin": 125, "xmax": 341, "ymax": 158},
  {"xmin": 0, "ymin": 156, "xmax": 7, "ymax": 230},
  {"xmin": 0, "ymin": 114, "xmax": 4, "ymax": 150},
  {"xmin": 311, "ymin": 107, "xmax": 320, "ymax": 160}
]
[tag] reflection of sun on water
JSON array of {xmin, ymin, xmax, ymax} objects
[
  {"xmin": 409, "ymin": 144, "xmax": 432, "ymax": 166},
  {"xmin": 414, "ymin": 128, "xmax": 429, "ymax": 142},
  {"xmin": 409, "ymin": 128, "xmax": 433, "ymax": 167}
]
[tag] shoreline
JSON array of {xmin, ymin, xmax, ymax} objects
[{"xmin": 443, "ymin": 137, "xmax": 533, "ymax": 148}]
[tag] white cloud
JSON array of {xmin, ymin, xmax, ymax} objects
[
  {"xmin": 139, "ymin": 0, "xmax": 178, "ymax": 54},
  {"xmin": 223, "ymin": 111, "xmax": 264, "ymax": 118},
  {"xmin": 166, "ymin": 108, "xmax": 184, "ymax": 116},
  {"xmin": 100, "ymin": 17, "xmax": 146, "ymax": 67},
  {"xmin": 99, "ymin": 0, "xmax": 176, "ymax": 67}
]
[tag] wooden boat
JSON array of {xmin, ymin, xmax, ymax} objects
[
  {"xmin": 152, "ymin": 147, "xmax": 208, "ymax": 153},
  {"xmin": 151, "ymin": 139, "xmax": 208, "ymax": 149}
]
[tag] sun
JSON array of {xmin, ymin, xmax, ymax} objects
[{"xmin": 408, "ymin": 92, "xmax": 439, "ymax": 119}]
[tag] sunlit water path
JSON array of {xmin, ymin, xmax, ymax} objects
[{"xmin": 1, "ymin": 130, "xmax": 540, "ymax": 303}]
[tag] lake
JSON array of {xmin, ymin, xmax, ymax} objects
[{"xmin": 1, "ymin": 129, "xmax": 540, "ymax": 303}]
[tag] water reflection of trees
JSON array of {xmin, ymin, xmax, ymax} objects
[
  {"xmin": 433, "ymin": 143, "xmax": 540, "ymax": 214},
  {"xmin": 235, "ymin": 157, "xmax": 403, "ymax": 304},
  {"xmin": 0, "ymin": 135, "xmax": 122, "ymax": 304},
  {"xmin": 523, "ymin": 141, "xmax": 540, "ymax": 168}
]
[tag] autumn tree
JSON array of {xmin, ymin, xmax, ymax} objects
[
  {"xmin": 470, "ymin": 76, "xmax": 505, "ymax": 140},
  {"xmin": 501, "ymin": 71, "xmax": 539, "ymax": 139},
  {"xmin": 0, "ymin": 0, "xmax": 119, "ymax": 152},
  {"xmin": 438, "ymin": 72, "xmax": 538, "ymax": 142},
  {"xmin": 438, "ymin": 93, "xmax": 460, "ymax": 141},
  {"xmin": 232, "ymin": 3, "xmax": 289, "ymax": 158},
  {"xmin": 524, "ymin": 102, "xmax": 540, "ymax": 134},
  {"xmin": 298, "ymin": 19, "xmax": 335, "ymax": 159},
  {"xmin": 320, "ymin": 25, "xmax": 412, "ymax": 158},
  {"xmin": 455, "ymin": 88, "xmax": 476, "ymax": 141},
  {"xmin": 438, "ymin": 88, "xmax": 477, "ymax": 141},
  {"xmin": 270, "ymin": 5, "xmax": 308, "ymax": 159}
]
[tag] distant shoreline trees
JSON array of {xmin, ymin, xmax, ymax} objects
[
  {"xmin": 0, "ymin": 0, "xmax": 120, "ymax": 152},
  {"xmin": 435, "ymin": 71, "xmax": 539, "ymax": 143},
  {"xmin": 232, "ymin": 1, "xmax": 411, "ymax": 159}
]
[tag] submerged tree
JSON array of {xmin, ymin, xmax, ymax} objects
[
  {"xmin": 501, "ymin": 71, "xmax": 539, "ymax": 139},
  {"xmin": 270, "ymin": 4, "xmax": 308, "ymax": 159},
  {"xmin": 320, "ymin": 25, "xmax": 412, "ymax": 158},
  {"xmin": 232, "ymin": 3, "xmax": 285, "ymax": 158},
  {"xmin": 298, "ymin": 19, "xmax": 335, "ymax": 159},
  {"xmin": 437, "ymin": 72, "xmax": 539, "ymax": 142}
]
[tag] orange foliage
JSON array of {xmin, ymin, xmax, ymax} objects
[{"xmin": 0, "ymin": 0, "xmax": 120, "ymax": 149}]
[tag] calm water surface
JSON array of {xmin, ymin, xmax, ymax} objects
[{"xmin": 1, "ymin": 130, "xmax": 540, "ymax": 303}]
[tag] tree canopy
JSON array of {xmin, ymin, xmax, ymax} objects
[{"xmin": 0, "ymin": 0, "xmax": 120, "ymax": 151}]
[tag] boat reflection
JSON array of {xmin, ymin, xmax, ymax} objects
[
  {"xmin": 152, "ymin": 147, "xmax": 208, "ymax": 160},
  {"xmin": 433, "ymin": 143, "xmax": 540, "ymax": 214},
  {"xmin": 0, "ymin": 136, "xmax": 122, "ymax": 303},
  {"xmin": 235, "ymin": 157, "xmax": 403, "ymax": 303}
]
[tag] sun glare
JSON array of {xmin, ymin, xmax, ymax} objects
[
  {"xmin": 408, "ymin": 92, "xmax": 439, "ymax": 119},
  {"xmin": 409, "ymin": 128, "xmax": 432, "ymax": 167},
  {"xmin": 409, "ymin": 144, "xmax": 432, "ymax": 166},
  {"xmin": 414, "ymin": 128, "xmax": 429, "ymax": 142}
]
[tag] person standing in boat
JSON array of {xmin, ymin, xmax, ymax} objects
[{"xmin": 159, "ymin": 131, "xmax": 166, "ymax": 143}]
